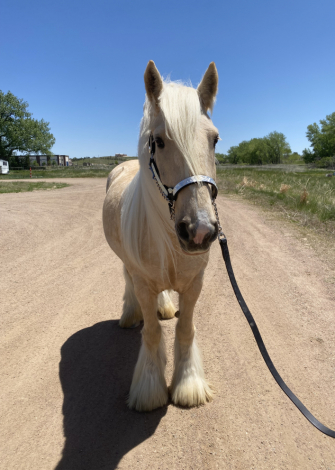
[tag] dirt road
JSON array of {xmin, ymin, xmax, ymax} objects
[{"xmin": 0, "ymin": 178, "xmax": 334, "ymax": 470}]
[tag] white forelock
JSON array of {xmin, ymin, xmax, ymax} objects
[{"xmin": 121, "ymin": 80, "xmax": 208, "ymax": 275}]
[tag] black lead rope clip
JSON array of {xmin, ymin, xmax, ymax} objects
[{"xmin": 219, "ymin": 235, "xmax": 335, "ymax": 438}]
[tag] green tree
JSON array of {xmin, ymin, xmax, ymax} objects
[
  {"xmin": 215, "ymin": 153, "xmax": 228, "ymax": 164},
  {"xmin": 226, "ymin": 145, "xmax": 240, "ymax": 164},
  {"xmin": 226, "ymin": 132, "xmax": 291, "ymax": 165},
  {"xmin": 0, "ymin": 91, "xmax": 55, "ymax": 163},
  {"xmin": 302, "ymin": 112, "xmax": 335, "ymax": 165},
  {"xmin": 284, "ymin": 151, "xmax": 302, "ymax": 164},
  {"xmin": 302, "ymin": 148, "xmax": 315, "ymax": 164},
  {"xmin": 246, "ymin": 138, "xmax": 268, "ymax": 165},
  {"xmin": 264, "ymin": 131, "xmax": 291, "ymax": 164}
]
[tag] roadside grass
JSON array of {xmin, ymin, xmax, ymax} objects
[
  {"xmin": 216, "ymin": 168, "xmax": 335, "ymax": 233},
  {"xmin": 0, "ymin": 181, "xmax": 69, "ymax": 193},
  {"xmin": 0, "ymin": 166, "xmax": 113, "ymax": 179},
  {"xmin": 219, "ymin": 163, "xmax": 307, "ymax": 172},
  {"xmin": 73, "ymin": 156, "xmax": 137, "ymax": 166},
  {"xmin": 75, "ymin": 157, "xmax": 116, "ymax": 165}
]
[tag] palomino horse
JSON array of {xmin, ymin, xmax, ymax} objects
[{"xmin": 103, "ymin": 61, "xmax": 220, "ymax": 411}]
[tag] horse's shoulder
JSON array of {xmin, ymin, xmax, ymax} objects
[{"xmin": 106, "ymin": 159, "xmax": 139, "ymax": 193}]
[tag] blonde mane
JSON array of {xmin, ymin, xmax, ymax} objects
[{"xmin": 121, "ymin": 80, "xmax": 205, "ymax": 274}]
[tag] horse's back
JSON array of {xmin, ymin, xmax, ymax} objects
[{"xmin": 103, "ymin": 159, "xmax": 139, "ymax": 260}]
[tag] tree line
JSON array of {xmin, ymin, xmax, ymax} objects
[
  {"xmin": 301, "ymin": 112, "xmax": 335, "ymax": 168},
  {"xmin": 216, "ymin": 131, "xmax": 292, "ymax": 165},
  {"xmin": 217, "ymin": 112, "xmax": 335, "ymax": 168},
  {"xmin": 1, "ymin": 90, "xmax": 334, "ymax": 169}
]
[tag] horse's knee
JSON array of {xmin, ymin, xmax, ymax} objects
[
  {"xmin": 142, "ymin": 322, "xmax": 162, "ymax": 351},
  {"xmin": 176, "ymin": 320, "xmax": 195, "ymax": 346},
  {"xmin": 120, "ymin": 266, "xmax": 143, "ymax": 327}
]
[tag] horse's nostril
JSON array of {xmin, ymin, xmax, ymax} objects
[{"xmin": 177, "ymin": 221, "xmax": 190, "ymax": 242}]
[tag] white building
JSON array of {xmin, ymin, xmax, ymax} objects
[{"xmin": 0, "ymin": 159, "xmax": 9, "ymax": 174}]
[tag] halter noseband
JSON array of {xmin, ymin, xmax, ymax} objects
[{"xmin": 148, "ymin": 134, "xmax": 218, "ymax": 220}]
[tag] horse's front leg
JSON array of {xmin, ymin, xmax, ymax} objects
[
  {"xmin": 171, "ymin": 271, "xmax": 213, "ymax": 407},
  {"xmin": 128, "ymin": 276, "xmax": 168, "ymax": 411}
]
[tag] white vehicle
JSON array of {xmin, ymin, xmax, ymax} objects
[{"xmin": 0, "ymin": 159, "xmax": 9, "ymax": 174}]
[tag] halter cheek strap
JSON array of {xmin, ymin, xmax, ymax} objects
[{"xmin": 148, "ymin": 134, "xmax": 218, "ymax": 219}]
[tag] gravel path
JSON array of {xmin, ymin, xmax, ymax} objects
[{"xmin": 0, "ymin": 178, "xmax": 334, "ymax": 470}]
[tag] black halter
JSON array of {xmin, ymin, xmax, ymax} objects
[{"xmin": 148, "ymin": 134, "xmax": 218, "ymax": 219}]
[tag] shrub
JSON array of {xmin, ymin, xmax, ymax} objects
[{"xmin": 314, "ymin": 157, "xmax": 335, "ymax": 168}]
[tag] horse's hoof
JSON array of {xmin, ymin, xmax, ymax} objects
[
  {"xmin": 119, "ymin": 319, "xmax": 142, "ymax": 329},
  {"xmin": 171, "ymin": 379, "xmax": 213, "ymax": 407}
]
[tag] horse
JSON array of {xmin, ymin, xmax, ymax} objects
[{"xmin": 103, "ymin": 60, "xmax": 220, "ymax": 411}]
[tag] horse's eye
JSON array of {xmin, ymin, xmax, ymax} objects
[
  {"xmin": 155, "ymin": 137, "xmax": 165, "ymax": 149},
  {"xmin": 214, "ymin": 135, "xmax": 219, "ymax": 148}
]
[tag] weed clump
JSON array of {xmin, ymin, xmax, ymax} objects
[
  {"xmin": 280, "ymin": 184, "xmax": 291, "ymax": 193},
  {"xmin": 300, "ymin": 189, "xmax": 309, "ymax": 205}
]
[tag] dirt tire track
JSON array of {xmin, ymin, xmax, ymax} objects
[{"xmin": 0, "ymin": 178, "xmax": 334, "ymax": 470}]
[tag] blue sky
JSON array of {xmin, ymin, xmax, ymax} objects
[{"xmin": 1, "ymin": 0, "xmax": 334, "ymax": 158}]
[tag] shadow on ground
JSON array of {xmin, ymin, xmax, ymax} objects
[{"xmin": 55, "ymin": 320, "xmax": 167, "ymax": 470}]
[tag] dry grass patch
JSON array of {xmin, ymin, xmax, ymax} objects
[
  {"xmin": 280, "ymin": 184, "xmax": 291, "ymax": 193},
  {"xmin": 300, "ymin": 189, "xmax": 309, "ymax": 204}
]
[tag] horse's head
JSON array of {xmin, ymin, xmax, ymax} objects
[{"xmin": 144, "ymin": 61, "xmax": 219, "ymax": 255}]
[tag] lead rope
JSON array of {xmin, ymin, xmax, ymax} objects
[{"xmin": 213, "ymin": 202, "xmax": 335, "ymax": 438}]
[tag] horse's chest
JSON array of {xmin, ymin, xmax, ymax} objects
[{"xmin": 156, "ymin": 257, "xmax": 208, "ymax": 292}]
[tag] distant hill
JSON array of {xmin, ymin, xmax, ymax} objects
[{"xmin": 72, "ymin": 156, "xmax": 137, "ymax": 166}]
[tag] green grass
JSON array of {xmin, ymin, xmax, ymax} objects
[
  {"xmin": 0, "ymin": 166, "xmax": 113, "ymax": 179},
  {"xmin": 76, "ymin": 157, "xmax": 115, "ymax": 165},
  {"xmin": 0, "ymin": 181, "xmax": 69, "ymax": 193},
  {"xmin": 73, "ymin": 156, "xmax": 137, "ymax": 166},
  {"xmin": 216, "ymin": 167, "xmax": 335, "ymax": 225}
]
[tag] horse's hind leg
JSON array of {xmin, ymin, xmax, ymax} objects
[
  {"xmin": 119, "ymin": 266, "xmax": 143, "ymax": 328},
  {"xmin": 128, "ymin": 276, "xmax": 168, "ymax": 411},
  {"xmin": 157, "ymin": 290, "xmax": 176, "ymax": 320},
  {"xmin": 170, "ymin": 271, "xmax": 213, "ymax": 407}
]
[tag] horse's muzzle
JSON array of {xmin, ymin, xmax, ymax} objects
[{"xmin": 176, "ymin": 218, "xmax": 218, "ymax": 253}]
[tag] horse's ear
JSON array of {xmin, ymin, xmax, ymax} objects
[
  {"xmin": 197, "ymin": 62, "xmax": 218, "ymax": 113},
  {"xmin": 144, "ymin": 60, "xmax": 163, "ymax": 110}
]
